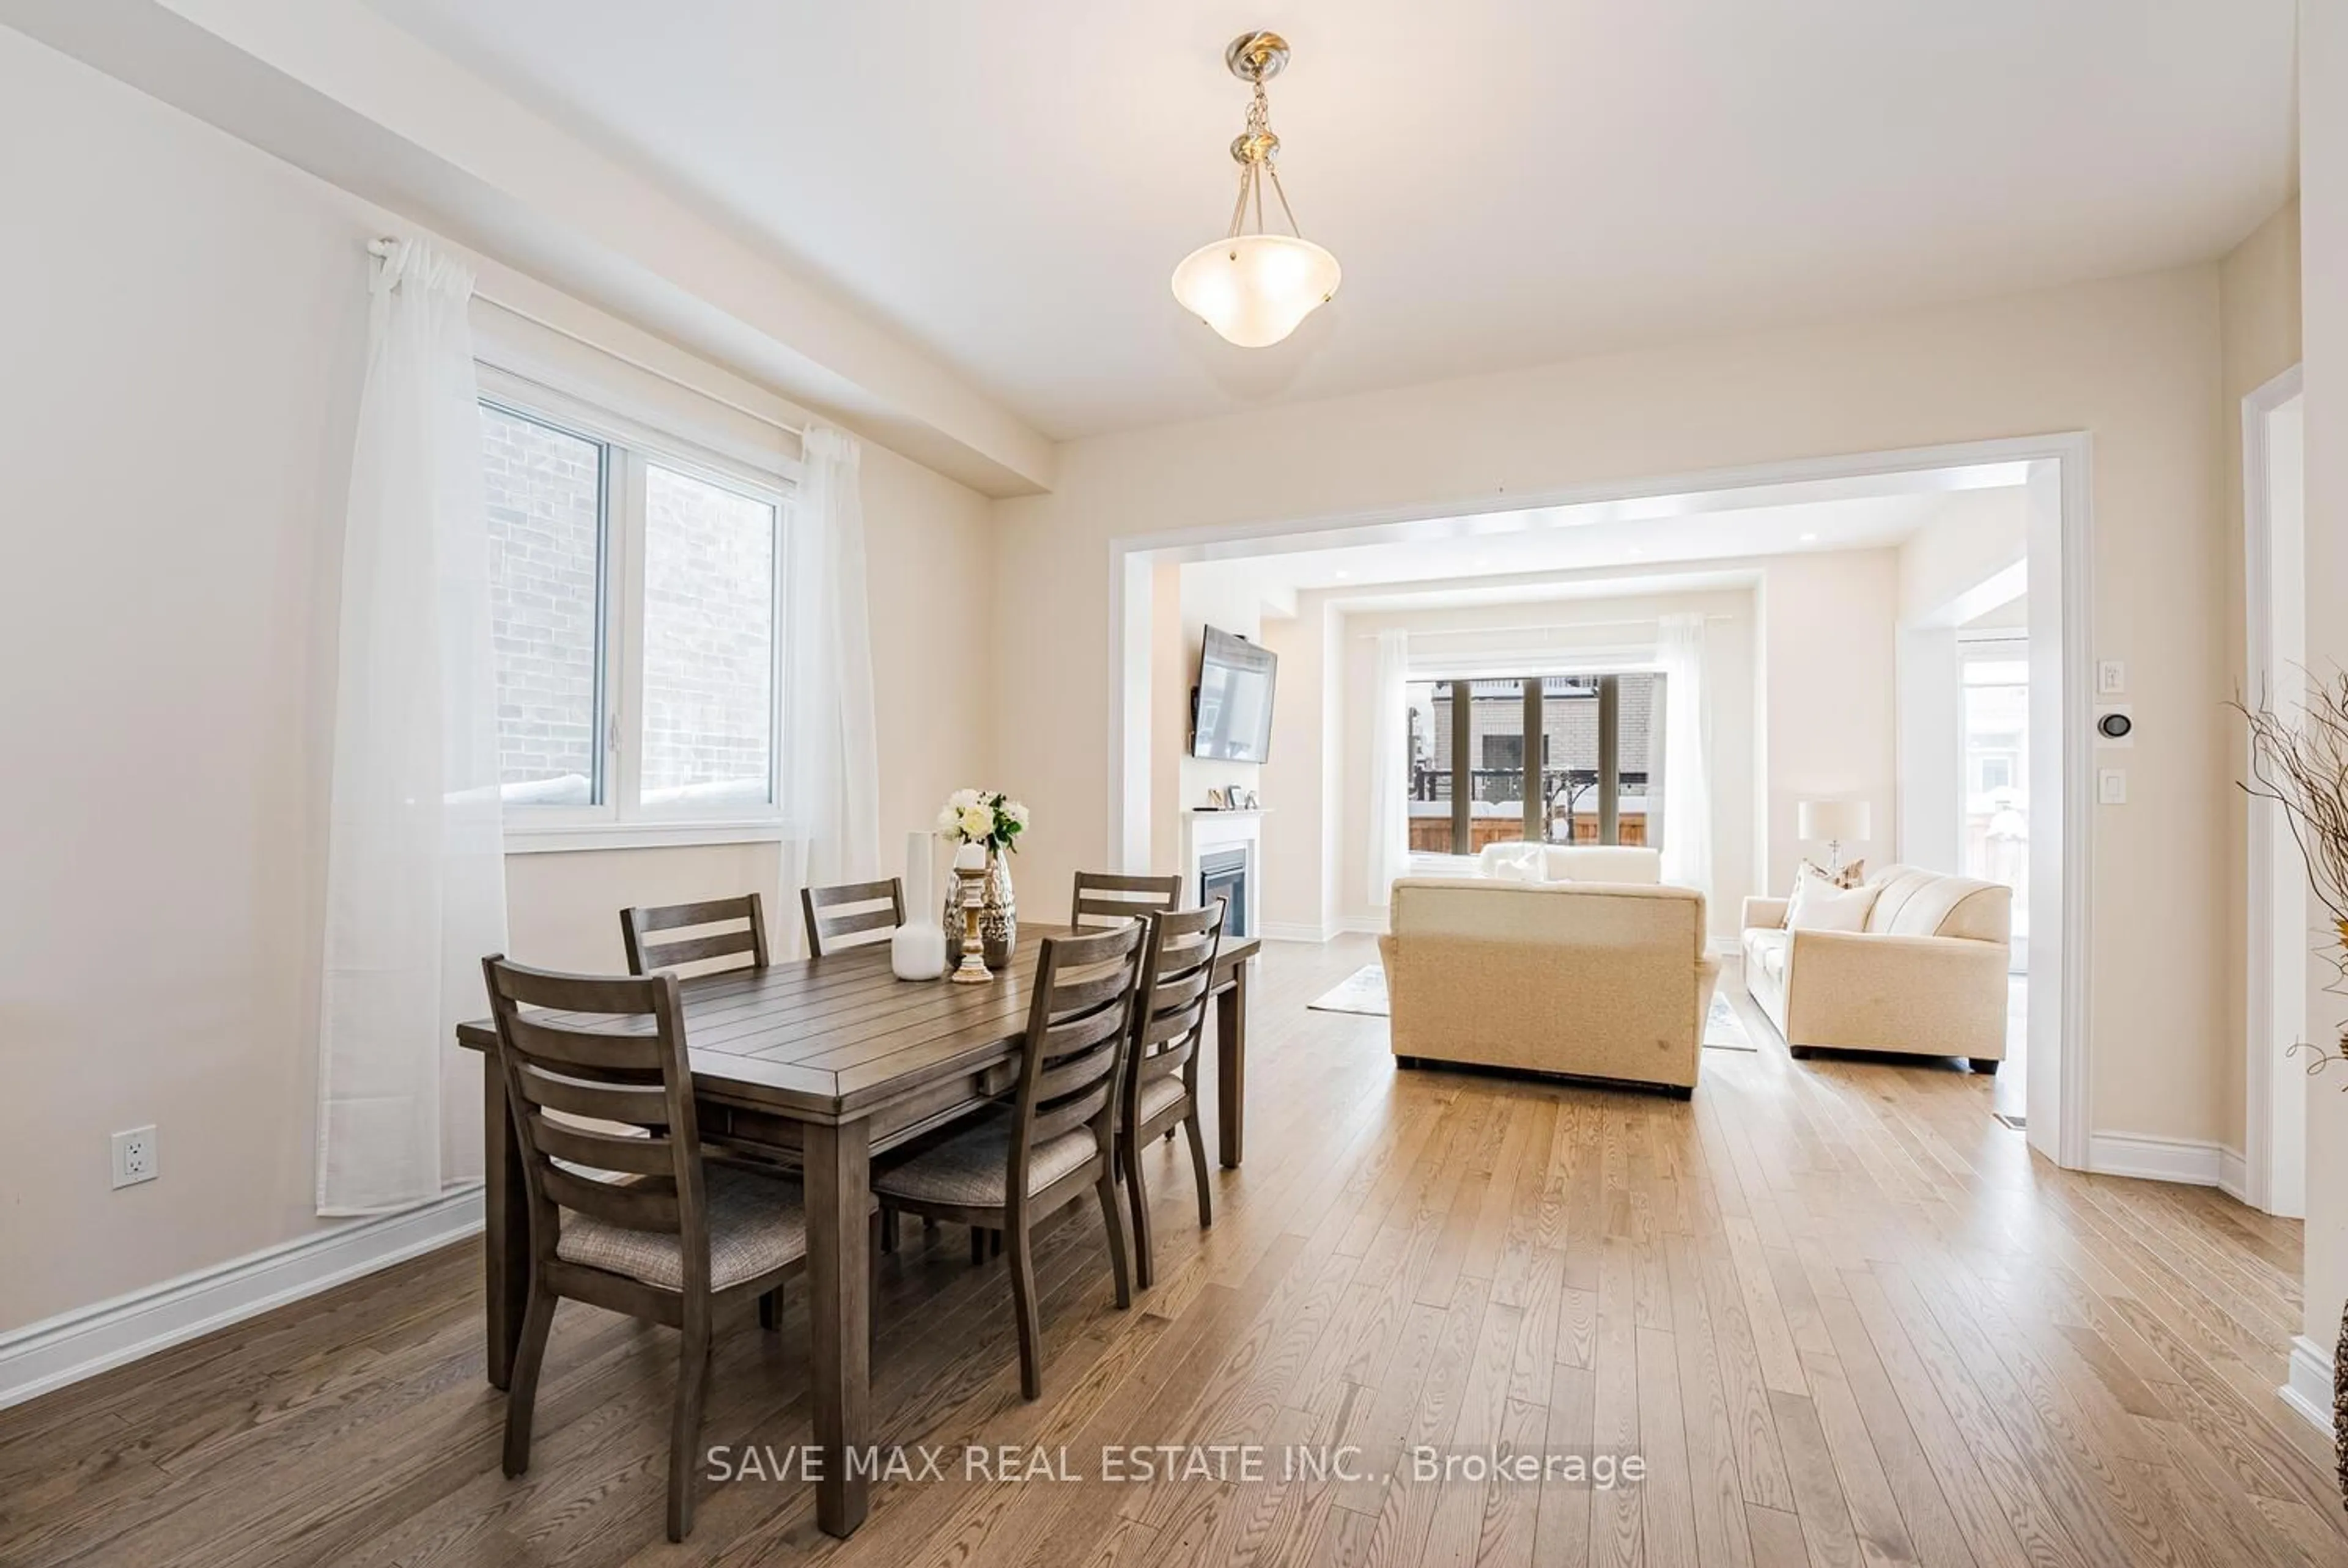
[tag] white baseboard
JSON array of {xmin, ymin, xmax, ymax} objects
[
  {"xmin": 1337, "ymin": 915, "xmax": 1388, "ymax": 937},
  {"xmin": 2086, "ymin": 1132, "xmax": 2248, "ymax": 1189},
  {"xmin": 1260, "ymin": 921, "xmax": 1338, "ymax": 944},
  {"xmin": 2283, "ymin": 1334, "xmax": 2333, "ymax": 1436},
  {"xmin": 0, "ymin": 1185, "xmax": 482, "ymax": 1411},
  {"xmin": 2218, "ymin": 1146, "xmax": 2250, "ymax": 1204}
]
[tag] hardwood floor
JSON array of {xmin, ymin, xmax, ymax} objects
[{"xmin": 4, "ymin": 937, "xmax": 2338, "ymax": 1567}]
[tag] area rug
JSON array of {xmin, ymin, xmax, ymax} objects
[
  {"xmin": 1702, "ymin": 993, "xmax": 1757, "ymax": 1051},
  {"xmin": 1310, "ymin": 962, "xmax": 1760, "ymax": 1051},
  {"xmin": 1307, "ymin": 963, "xmax": 1391, "ymax": 1017}
]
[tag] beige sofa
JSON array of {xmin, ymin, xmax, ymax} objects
[
  {"xmin": 1379, "ymin": 877, "xmax": 1718, "ymax": 1097},
  {"xmin": 1740, "ymin": 866, "xmax": 2012, "ymax": 1070}
]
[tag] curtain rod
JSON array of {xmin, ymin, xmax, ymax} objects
[{"xmin": 1353, "ymin": 613, "xmax": 1735, "ymax": 641}]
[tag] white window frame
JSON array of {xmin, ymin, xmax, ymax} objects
[{"xmin": 477, "ymin": 362, "xmax": 799, "ymax": 853}]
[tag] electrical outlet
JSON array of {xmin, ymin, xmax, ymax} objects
[
  {"xmin": 111, "ymin": 1125, "xmax": 157, "ymax": 1189},
  {"xmin": 2097, "ymin": 660, "xmax": 2127, "ymax": 696}
]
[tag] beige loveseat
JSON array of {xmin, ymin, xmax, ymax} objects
[
  {"xmin": 1740, "ymin": 866, "xmax": 2012, "ymax": 1070},
  {"xmin": 1379, "ymin": 877, "xmax": 1718, "ymax": 1097}
]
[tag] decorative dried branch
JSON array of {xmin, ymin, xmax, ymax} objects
[{"xmin": 2233, "ymin": 667, "xmax": 2348, "ymax": 1071}]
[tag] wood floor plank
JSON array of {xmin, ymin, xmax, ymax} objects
[
  {"xmin": 1589, "ymin": 1238, "xmax": 1642, "ymax": 1568},
  {"xmin": 1634, "ymin": 1326, "xmax": 1699, "ymax": 1568},
  {"xmin": 2, "ymin": 941, "xmax": 2334, "ymax": 1568},
  {"xmin": 1768, "ymin": 1389, "xmax": 1864, "ymax": 1568},
  {"xmin": 1533, "ymin": 1362, "xmax": 1598, "ymax": 1568}
]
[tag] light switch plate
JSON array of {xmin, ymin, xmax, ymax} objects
[
  {"xmin": 2097, "ymin": 660, "xmax": 2126, "ymax": 696},
  {"xmin": 2098, "ymin": 768, "xmax": 2127, "ymax": 805}
]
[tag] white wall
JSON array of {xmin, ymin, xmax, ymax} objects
[
  {"xmin": 1173, "ymin": 561, "xmax": 1280, "ymax": 812},
  {"xmin": 1894, "ymin": 628, "xmax": 1962, "ymax": 870},
  {"xmin": 2297, "ymin": 2, "xmax": 2348, "ymax": 1374},
  {"xmin": 1891, "ymin": 488, "xmax": 2029, "ymax": 874},
  {"xmin": 996, "ymin": 263, "xmax": 2230, "ymax": 1152},
  {"xmin": 1897, "ymin": 487, "xmax": 2028, "ymax": 624},
  {"xmin": 2217, "ymin": 200, "xmax": 2304, "ymax": 1181},
  {"xmin": 0, "ymin": 31, "xmax": 994, "ymax": 1333},
  {"xmin": 1757, "ymin": 552, "xmax": 1902, "ymax": 892},
  {"xmin": 1257, "ymin": 594, "xmax": 1340, "ymax": 936}
]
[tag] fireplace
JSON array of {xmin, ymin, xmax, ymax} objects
[{"xmin": 1199, "ymin": 847, "xmax": 1251, "ymax": 939}]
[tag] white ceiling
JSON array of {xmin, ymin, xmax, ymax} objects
[
  {"xmin": 1183, "ymin": 485, "xmax": 2003, "ymax": 607},
  {"xmin": 360, "ymin": 1, "xmax": 2297, "ymax": 440},
  {"xmin": 1183, "ymin": 460, "xmax": 2028, "ymax": 605}
]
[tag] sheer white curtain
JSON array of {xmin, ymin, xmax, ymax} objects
[
  {"xmin": 1367, "ymin": 630, "xmax": 1411, "ymax": 906},
  {"xmin": 782, "ymin": 425, "xmax": 882, "ymax": 950},
  {"xmin": 1656, "ymin": 613, "xmax": 1714, "ymax": 896},
  {"xmin": 317, "ymin": 239, "xmax": 508, "ymax": 1215}
]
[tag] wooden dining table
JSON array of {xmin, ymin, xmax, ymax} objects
[{"xmin": 453, "ymin": 924, "xmax": 1260, "ymax": 1538}]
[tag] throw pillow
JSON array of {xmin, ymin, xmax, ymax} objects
[
  {"xmin": 1483, "ymin": 844, "xmax": 1547, "ymax": 882},
  {"xmin": 1786, "ymin": 867, "xmax": 1878, "ymax": 932},
  {"xmin": 1797, "ymin": 856, "xmax": 1867, "ymax": 889}
]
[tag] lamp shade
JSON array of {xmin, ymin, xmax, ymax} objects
[
  {"xmin": 1170, "ymin": 234, "xmax": 1342, "ymax": 348},
  {"xmin": 1797, "ymin": 800, "xmax": 1871, "ymax": 843}
]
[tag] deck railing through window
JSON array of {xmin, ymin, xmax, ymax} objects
[{"xmin": 1403, "ymin": 674, "xmax": 1661, "ymax": 855}]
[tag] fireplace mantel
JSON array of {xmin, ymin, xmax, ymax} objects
[{"xmin": 1178, "ymin": 808, "xmax": 1263, "ymax": 939}]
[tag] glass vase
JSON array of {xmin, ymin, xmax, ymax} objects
[
  {"xmin": 943, "ymin": 847, "xmax": 1018, "ymax": 970},
  {"xmin": 980, "ymin": 850, "xmax": 1017, "ymax": 968}
]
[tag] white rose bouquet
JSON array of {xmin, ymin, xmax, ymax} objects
[{"xmin": 935, "ymin": 788, "xmax": 1030, "ymax": 853}]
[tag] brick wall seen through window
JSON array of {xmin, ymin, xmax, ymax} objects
[
  {"xmin": 481, "ymin": 405, "xmax": 601, "ymax": 803},
  {"xmin": 640, "ymin": 465, "xmax": 776, "ymax": 808}
]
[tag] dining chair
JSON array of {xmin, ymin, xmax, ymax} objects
[
  {"xmin": 800, "ymin": 878, "xmax": 907, "ymax": 957},
  {"xmin": 1070, "ymin": 870, "xmax": 1183, "ymax": 929},
  {"xmin": 870, "ymin": 922, "xmax": 1146, "ymax": 1399},
  {"xmin": 1119, "ymin": 902, "xmax": 1226, "ymax": 1289},
  {"xmin": 621, "ymin": 894, "xmax": 770, "ymax": 977},
  {"xmin": 481, "ymin": 955, "xmax": 815, "ymax": 1542}
]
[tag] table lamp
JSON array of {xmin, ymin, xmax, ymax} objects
[{"xmin": 1796, "ymin": 800, "xmax": 1871, "ymax": 877}]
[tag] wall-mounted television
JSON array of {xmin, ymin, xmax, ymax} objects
[{"xmin": 1191, "ymin": 625, "xmax": 1277, "ymax": 762}]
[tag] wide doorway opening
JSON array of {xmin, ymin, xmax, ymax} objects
[{"xmin": 1109, "ymin": 436, "xmax": 2092, "ymax": 1169}]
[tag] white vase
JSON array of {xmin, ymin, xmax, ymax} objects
[{"xmin": 891, "ymin": 830, "xmax": 948, "ymax": 980}]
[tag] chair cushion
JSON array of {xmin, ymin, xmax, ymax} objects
[
  {"xmin": 1744, "ymin": 928, "xmax": 1790, "ymax": 983},
  {"xmin": 873, "ymin": 1108, "xmax": 1100, "ymax": 1209},
  {"xmin": 1138, "ymin": 1073, "xmax": 1187, "ymax": 1124},
  {"xmin": 556, "ymin": 1163, "xmax": 807, "ymax": 1292}
]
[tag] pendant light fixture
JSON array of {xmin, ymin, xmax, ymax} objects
[{"xmin": 1170, "ymin": 31, "xmax": 1342, "ymax": 348}]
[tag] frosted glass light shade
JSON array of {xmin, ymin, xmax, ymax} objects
[
  {"xmin": 1796, "ymin": 800, "xmax": 1871, "ymax": 843},
  {"xmin": 1171, "ymin": 233, "xmax": 1342, "ymax": 347}
]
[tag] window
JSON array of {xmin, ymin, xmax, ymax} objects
[
  {"xmin": 482, "ymin": 406, "xmax": 607, "ymax": 806},
  {"xmin": 477, "ymin": 374, "xmax": 791, "ymax": 842},
  {"xmin": 639, "ymin": 465, "xmax": 777, "ymax": 810},
  {"xmin": 1406, "ymin": 672, "xmax": 1661, "ymax": 855}
]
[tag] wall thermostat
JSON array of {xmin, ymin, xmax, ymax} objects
[{"xmin": 2094, "ymin": 705, "xmax": 2134, "ymax": 746}]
